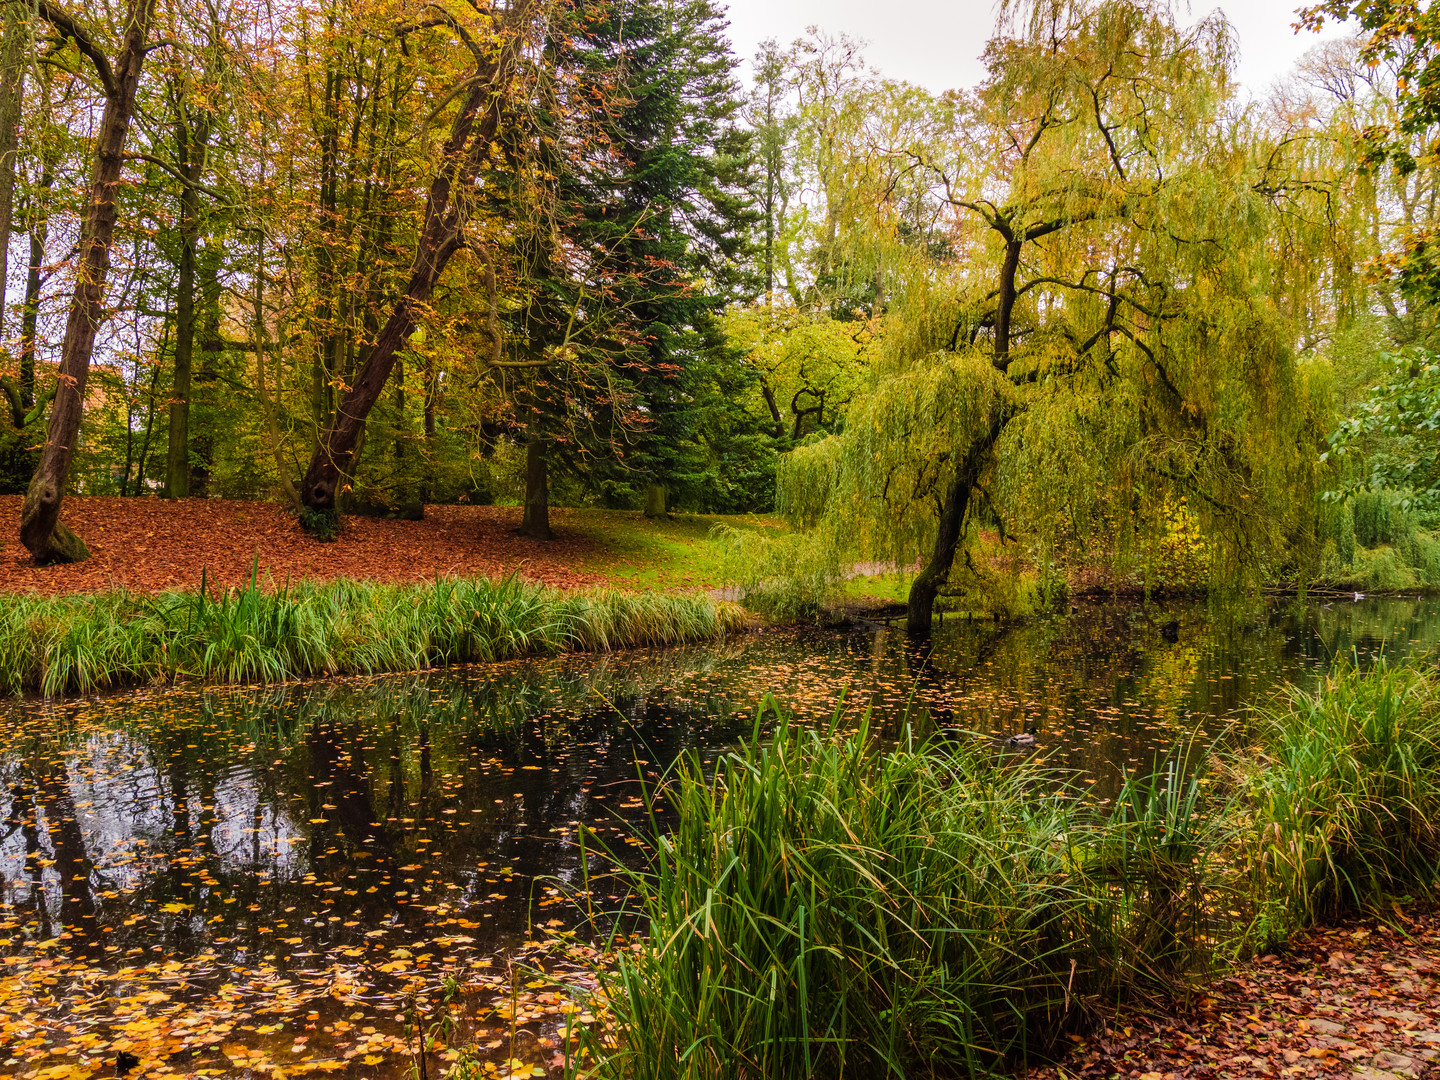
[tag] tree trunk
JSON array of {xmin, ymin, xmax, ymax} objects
[
  {"xmin": 0, "ymin": 0, "xmax": 25, "ymax": 345},
  {"xmin": 165, "ymin": 114, "xmax": 207, "ymax": 499},
  {"xmin": 905, "ymin": 415, "xmax": 1002, "ymax": 635},
  {"xmin": 132, "ymin": 359, "xmax": 162, "ymax": 495},
  {"xmin": 643, "ymin": 481, "xmax": 666, "ymax": 518},
  {"xmin": 420, "ymin": 356, "xmax": 436, "ymax": 502},
  {"xmin": 995, "ymin": 237, "xmax": 1022, "ymax": 367},
  {"xmin": 19, "ymin": 164, "xmax": 54, "ymax": 410},
  {"xmin": 519, "ymin": 437, "xmax": 552, "ymax": 539},
  {"xmin": 905, "ymin": 221, "xmax": 1026, "ymax": 632},
  {"xmin": 19, "ymin": 0, "xmax": 157, "ymax": 563},
  {"xmin": 298, "ymin": 0, "xmax": 535, "ymax": 525},
  {"xmin": 165, "ymin": 170, "xmax": 198, "ymax": 498},
  {"xmin": 906, "ymin": 475, "xmax": 971, "ymax": 636},
  {"xmin": 251, "ymin": 236, "xmax": 300, "ymax": 507},
  {"xmin": 20, "ymin": 225, "xmax": 43, "ymax": 406},
  {"xmin": 189, "ymin": 240, "xmax": 221, "ymax": 495}
]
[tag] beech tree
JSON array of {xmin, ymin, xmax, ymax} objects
[
  {"xmin": 18, "ymin": 0, "xmax": 163, "ymax": 563},
  {"xmin": 296, "ymin": 0, "xmax": 543, "ymax": 531}
]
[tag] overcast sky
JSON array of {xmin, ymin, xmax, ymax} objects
[{"xmin": 720, "ymin": 0, "xmax": 1352, "ymax": 98}]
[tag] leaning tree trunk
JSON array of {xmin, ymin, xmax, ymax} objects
[
  {"xmin": 906, "ymin": 415, "xmax": 1003, "ymax": 635},
  {"xmin": 905, "ymin": 217, "xmax": 1028, "ymax": 633},
  {"xmin": 519, "ymin": 437, "xmax": 552, "ymax": 539},
  {"xmin": 298, "ymin": 0, "xmax": 535, "ymax": 527},
  {"xmin": 19, "ymin": 0, "xmax": 156, "ymax": 563},
  {"xmin": 906, "ymin": 474, "xmax": 971, "ymax": 637}
]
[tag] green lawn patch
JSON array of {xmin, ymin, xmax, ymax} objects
[{"xmin": 561, "ymin": 509, "xmax": 784, "ymax": 593}]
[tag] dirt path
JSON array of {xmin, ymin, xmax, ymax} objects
[
  {"xmin": 1030, "ymin": 901, "xmax": 1440, "ymax": 1080},
  {"xmin": 0, "ymin": 497, "xmax": 610, "ymax": 595}
]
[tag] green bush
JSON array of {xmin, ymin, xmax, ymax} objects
[{"xmin": 1351, "ymin": 545, "xmax": 1419, "ymax": 591}]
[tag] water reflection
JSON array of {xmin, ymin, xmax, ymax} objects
[{"xmin": 0, "ymin": 596, "xmax": 1435, "ymax": 1077}]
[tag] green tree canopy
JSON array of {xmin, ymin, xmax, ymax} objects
[{"xmin": 751, "ymin": 0, "xmax": 1335, "ymax": 631}]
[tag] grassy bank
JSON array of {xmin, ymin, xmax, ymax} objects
[
  {"xmin": 0, "ymin": 570, "xmax": 747, "ymax": 697},
  {"xmin": 568, "ymin": 663, "xmax": 1440, "ymax": 1079}
]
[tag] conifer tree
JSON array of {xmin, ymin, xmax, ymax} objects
[{"xmin": 567, "ymin": 0, "xmax": 759, "ymax": 516}]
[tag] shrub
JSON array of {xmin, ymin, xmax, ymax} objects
[{"xmin": 1351, "ymin": 545, "xmax": 1418, "ymax": 592}]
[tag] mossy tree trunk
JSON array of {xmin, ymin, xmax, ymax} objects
[
  {"xmin": 643, "ymin": 481, "xmax": 666, "ymax": 518},
  {"xmin": 19, "ymin": 0, "xmax": 157, "ymax": 564},
  {"xmin": 519, "ymin": 437, "xmax": 553, "ymax": 539},
  {"xmin": 164, "ymin": 108, "xmax": 211, "ymax": 499}
]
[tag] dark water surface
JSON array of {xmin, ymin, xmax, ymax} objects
[{"xmin": 1, "ymin": 596, "xmax": 1438, "ymax": 1080}]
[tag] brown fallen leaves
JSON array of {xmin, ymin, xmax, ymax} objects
[
  {"xmin": 0, "ymin": 498, "xmax": 608, "ymax": 595},
  {"xmin": 1029, "ymin": 901, "xmax": 1440, "ymax": 1080}
]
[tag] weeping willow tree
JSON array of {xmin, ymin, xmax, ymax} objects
[{"xmin": 765, "ymin": 0, "xmax": 1334, "ymax": 633}]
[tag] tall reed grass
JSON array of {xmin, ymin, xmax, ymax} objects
[
  {"xmin": 1232, "ymin": 660, "xmax": 1440, "ymax": 942},
  {"xmin": 573, "ymin": 709, "xmax": 1228, "ymax": 1079},
  {"xmin": 569, "ymin": 666, "xmax": 1440, "ymax": 1080},
  {"xmin": 0, "ymin": 566, "xmax": 746, "ymax": 697}
]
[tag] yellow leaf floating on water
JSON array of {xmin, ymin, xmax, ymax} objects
[{"xmin": 36, "ymin": 1065, "xmax": 91, "ymax": 1080}]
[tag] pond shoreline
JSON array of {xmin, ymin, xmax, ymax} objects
[
  {"xmin": 3, "ymin": 596, "xmax": 1438, "ymax": 1080},
  {"xmin": 0, "ymin": 574, "xmax": 747, "ymax": 698}
]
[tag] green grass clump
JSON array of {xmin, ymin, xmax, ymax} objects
[
  {"xmin": 0, "ymin": 567, "xmax": 746, "ymax": 697},
  {"xmin": 567, "ymin": 667, "xmax": 1440, "ymax": 1080},
  {"xmin": 1233, "ymin": 661, "xmax": 1440, "ymax": 940},
  {"xmin": 573, "ymin": 709, "xmax": 1229, "ymax": 1080}
]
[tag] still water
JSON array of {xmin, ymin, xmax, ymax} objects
[{"xmin": 0, "ymin": 596, "xmax": 1436, "ymax": 1079}]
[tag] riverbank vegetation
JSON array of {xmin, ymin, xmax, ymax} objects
[
  {"xmin": 568, "ymin": 662, "xmax": 1440, "ymax": 1078},
  {"xmin": 0, "ymin": 570, "xmax": 746, "ymax": 697}
]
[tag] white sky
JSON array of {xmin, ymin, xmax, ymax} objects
[{"xmin": 720, "ymin": 0, "xmax": 1352, "ymax": 97}]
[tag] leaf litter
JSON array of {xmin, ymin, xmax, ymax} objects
[
  {"xmin": 0, "ymin": 498, "xmax": 606, "ymax": 596},
  {"xmin": 1027, "ymin": 905, "xmax": 1440, "ymax": 1080}
]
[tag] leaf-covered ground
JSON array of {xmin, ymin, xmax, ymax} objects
[
  {"xmin": 1029, "ymin": 900, "xmax": 1440, "ymax": 1080},
  {"xmin": 0, "ymin": 498, "xmax": 770, "ymax": 596}
]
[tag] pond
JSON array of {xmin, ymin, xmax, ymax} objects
[{"xmin": 2, "ymin": 595, "xmax": 1438, "ymax": 1080}]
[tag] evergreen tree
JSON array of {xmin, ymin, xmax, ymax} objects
[{"xmin": 569, "ymin": 0, "xmax": 761, "ymax": 515}]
